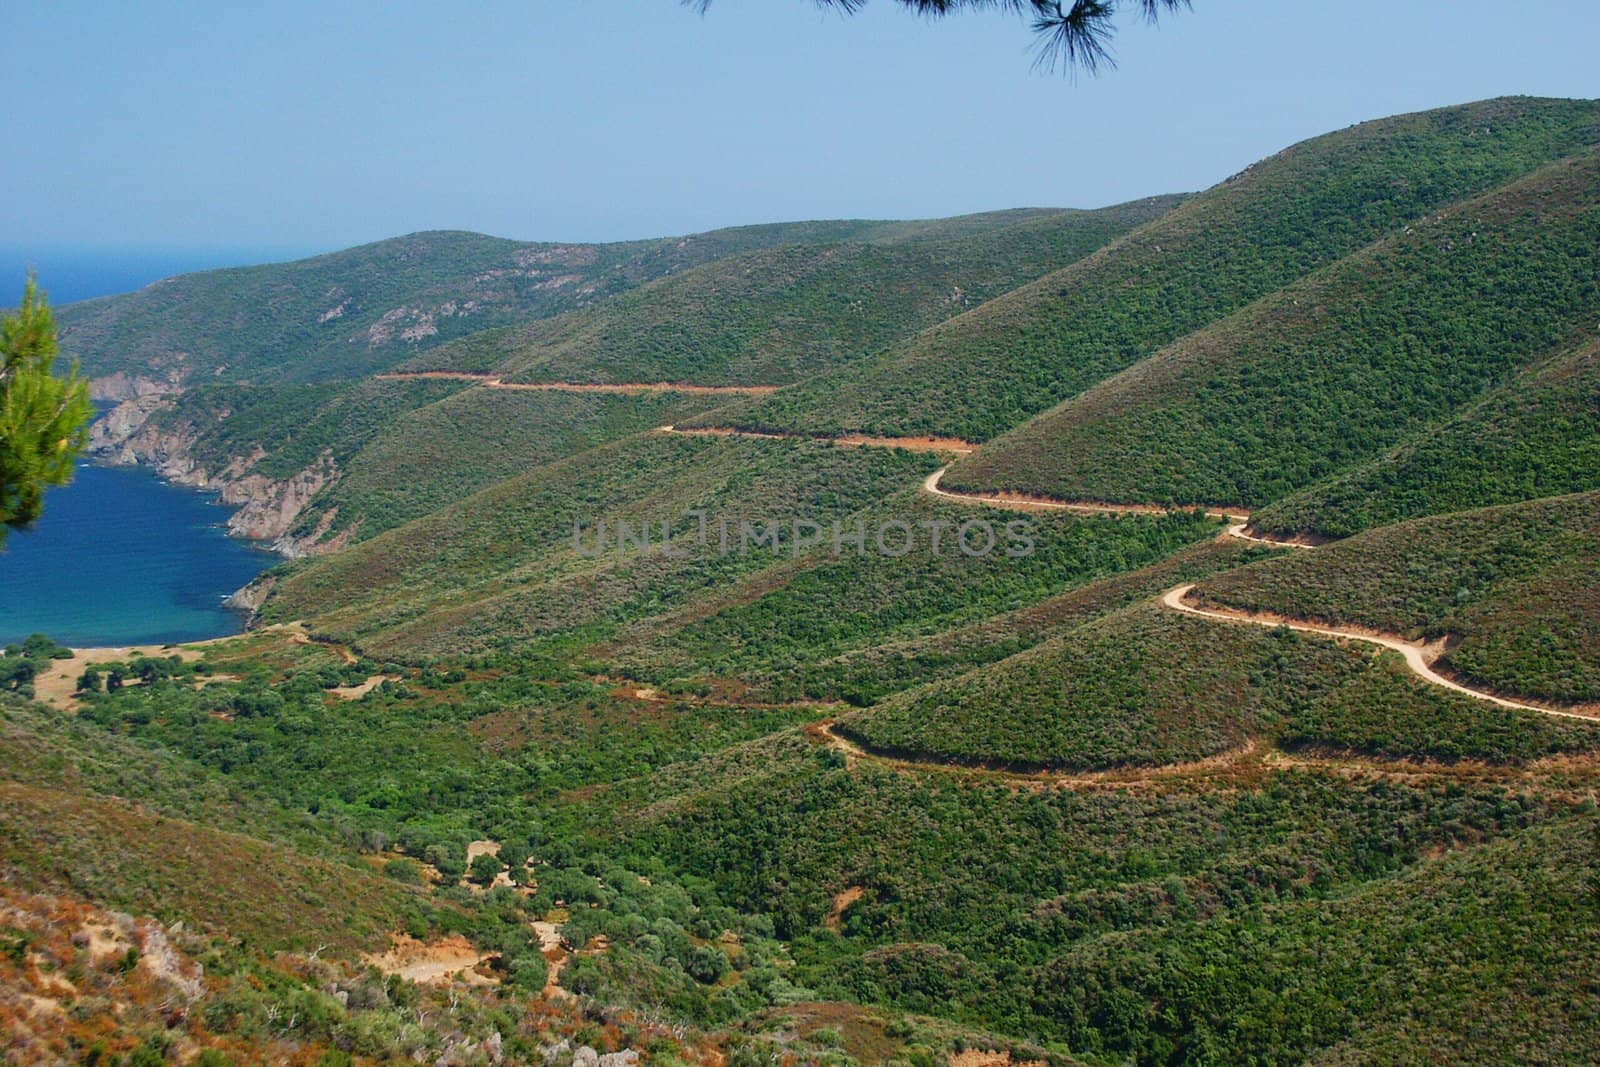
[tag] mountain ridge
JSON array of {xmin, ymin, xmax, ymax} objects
[{"xmin": 10, "ymin": 94, "xmax": 1600, "ymax": 1066}]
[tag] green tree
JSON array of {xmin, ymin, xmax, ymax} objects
[
  {"xmin": 684, "ymin": 943, "xmax": 731, "ymax": 984},
  {"xmin": 468, "ymin": 851, "xmax": 504, "ymax": 886},
  {"xmin": 507, "ymin": 951, "xmax": 549, "ymax": 992},
  {"xmin": 0, "ymin": 654, "xmax": 37, "ymax": 691},
  {"xmin": 0, "ymin": 275, "xmax": 92, "ymax": 542}
]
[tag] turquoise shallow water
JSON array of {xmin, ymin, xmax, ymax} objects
[{"xmin": 0, "ymin": 463, "xmax": 273, "ymax": 647}]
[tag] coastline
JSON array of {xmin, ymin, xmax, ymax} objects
[
  {"xmin": 94, "ymin": 453, "xmax": 281, "ymax": 629},
  {"xmin": 0, "ymin": 461, "xmax": 275, "ymax": 648},
  {"xmin": 29, "ymin": 622, "xmax": 315, "ymax": 712},
  {"xmin": 88, "ymin": 382, "xmax": 347, "ymax": 562}
]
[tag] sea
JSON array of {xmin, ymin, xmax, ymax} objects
[
  {"xmin": 0, "ymin": 245, "xmax": 313, "ymax": 647},
  {"xmin": 0, "ymin": 463, "xmax": 274, "ymax": 647}
]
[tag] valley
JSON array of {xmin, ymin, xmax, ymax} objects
[{"xmin": 5, "ymin": 96, "xmax": 1600, "ymax": 1066}]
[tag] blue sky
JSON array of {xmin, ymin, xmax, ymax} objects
[{"xmin": 4, "ymin": 1, "xmax": 1597, "ymax": 256}]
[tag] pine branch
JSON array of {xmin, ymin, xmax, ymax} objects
[{"xmin": 685, "ymin": 0, "xmax": 1190, "ymax": 74}]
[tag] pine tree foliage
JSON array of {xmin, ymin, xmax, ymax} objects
[
  {"xmin": 0, "ymin": 275, "xmax": 93, "ymax": 540},
  {"xmin": 690, "ymin": 0, "xmax": 1190, "ymax": 72}
]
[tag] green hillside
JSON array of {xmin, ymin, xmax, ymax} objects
[
  {"xmin": 691, "ymin": 96, "xmax": 1600, "ymax": 441},
  {"xmin": 585, "ymin": 729, "xmax": 1600, "ymax": 1062},
  {"xmin": 1254, "ymin": 332, "xmax": 1600, "ymax": 537},
  {"xmin": 288, "ymin": 386, "xmax": 738, "ymax": 542},
  {"xmin": 404, "ymin": 197, "xmax": 1183, "ymax": 387},
  {"xmin": 0, "ymin": 782, "xmax": 414, "ymax": 954},
  {"xmin": 104, "ymin": 370, "xmax": 749, "ymax": 551},
  {"xmin": 260, "ymin": 431, "xmax": 1235, "ymax": 669},
  {"xmin": 945, "ymin": 149, "xmax": 1600, "ymax": 508},
  {"xmin": 601, "ymin": 498, "xmax": 1220, "ymax": 698},
  {"xmin": 60, "ymin": 217, "xmax": 1048, "ymax": 387},
  {"xmin": 133, "ymin": 376, "xmax": 469, "ymax": 482},
  {"xmin": 260, "ymin": 435, "xmax": 945, "ymax": 656},
  {"xmin": 0, "ymin": 695, "xmax": 419, "ymax": 952},
  {"xmin": 843, "ymin": 602, "xmax": 1302, "ymax": 770},
  {"xmin": 75, "ymin": 200, "xmax": 1180, "ymax": 561},
  {"xmin": 14, "ymin": 97, "xmax": 1600, "ymax": 1065},
  {"xmin": 1020, "ymin": 809, "xmax": 1600, "ymax": 1064},
  {"xmin": 1194, "ymin": 491, "xmax": 1600, "ymax": 704},
  {"xmin": 845, "ymin": 598, "xmax": 1600, "ymax": 769},
  {"xmin": 720, "ymin": 535, "xmax": 1269, "ymax": 705}
]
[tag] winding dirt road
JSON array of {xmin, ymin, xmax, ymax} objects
[
  {"xmin": 376, "ymin": 372, "xmax": 777, "ymax": 396},
  {"xmin": 810, "ymin": 719, "xmax": 1263, "ymax": 790},
  {"xmin": 652, "ymin": 423, "xmax": 1585, "ymax": 720},
  {"xmin": 166, "ymin": 394, "xmax": 1576, "ymax": 728},
  {"xmin": 922, "ymin": 467, "xmax": 1253, "ymax": 523},
  {"xmin": 655, "ymin": 427, "xmax": 1260, "ymax": 523},
  {"xmin": 1161, "ymin": 584, "xmax": 1596, "ymax": 720},
  {"xmin": 659, "ymin": 425, "xmax": 977, "ymax": 455},
  {"xmin": 920, "ymin": 470, "xmax": 1587, "ymax": 718}
]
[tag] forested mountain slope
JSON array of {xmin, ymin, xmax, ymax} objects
[
  {"xmin": 59, "ymin": 215, "xmax": 1069, "ymax": 390},
  {"xmin": 288, "ymin": 386, "xmax": 742, "ymax": 542},
  {"xmin": 691, "ymin": 96, "xmax": 1600, "ymax": 441},
  {"xmin": 843, "ymin": 589, "xmax": 1600, "ymax": 770},
  {"xmin": 259, "ymin": 435, "xmax": 946, "ymax": 655},
  {"xmin": 401, "ymin": 196, "xmax": 1183, "ymax": 387},
  {"xmin": 945, "ymin": 149, "xmax": 1600, "ymax": 508},
  {"xmin": 1253, "ymin": 332, "xmax": 1600, "ymax": 537},
  {"xmin": 74, "ymin": 201, "xmax": 1173, "ymax": 556},
  {"xmin": 14, "ymin": 96, "xmax": 1600, "ymax": 1067},
  {"xmin": 97, "ymin": 377, "xmax": 745, "ymax": 550},
  {"xmin": 583, "ymin": 728, "xmax": 1600, "ymax": 1063}
]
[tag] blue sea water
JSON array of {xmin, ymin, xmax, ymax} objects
[
  {"xmin": 0, "ymin": 247, "xmax": 300, "ymax": 647},
  {"xmin": 0, "ymin": 243, "xmax": 320, "ymax": 305},
  {"xmin": 0, "ymin": 463, "xmax": 273, "ymax": 647}
]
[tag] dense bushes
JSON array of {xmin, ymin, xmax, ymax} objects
[
  {"xmin": 949, "ymin": 150, "xmax": 1600, "ymax": 508},
  {"xmin": 426, "ymin": 199, "xmax": 1176, "ymax": 388},
  {"xmin": 846, "ymin": 597, "xmax": 1600, "ymax": 769},
  {"xmin": 1255, "ymin": 333, "xmax": 1600, "ymax": 537},
  {"xmin": 624, "ymin": 502, "xmax": 1219, "ymax": 703},
  {"xmin": 1012, "ymin": 812, "xmax": 1600, "ymax": 1064},
  {"xmin": 290, "ymin": 387, "xmax": 731, "ymax": 542},
  {"xmin": 704, "ymin": 97, "xmax": 1600, "ymax": 443},
  {"xmin": 844, "ymin": 604, "xmax": 1311, "ymax": 769},
  {"xmin": 1284, "ymin": 651, "xmax": 1600, "ymax": 761},
  {"xmin": 264, "ymin": 435, "xmax": 943, "ymax": 656},
  {"xmin": 729, "ymin": 536, "xmax": 1269, "ymax": 704},
  {"xmin": 143, "ymin": 377, "xmax": 465, "ymax": 481},
  {"xmin": 1196, "ymin": 491, "xmax": 1600, "ymax": 703},
  {"xmin": 591, "ymin": 730, "xmax": 1598, "ymax": 1060}
]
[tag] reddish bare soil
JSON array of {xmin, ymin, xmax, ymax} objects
[{"xmin": 376, "ymin": 372, "xmax": 777, "ymax": 395}]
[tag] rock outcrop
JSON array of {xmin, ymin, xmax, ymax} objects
[
  {"xmin": 217, "ymin": 455, "xmax": 341, "ymax": 553},
  {"xmin": 88, "ymin": 371, "xmax": 186, "ymax": 403},
  {"xmin": 224, "ymin": 575, "xmax": 277, "ymax": 616},
  {"xmin": 87, "ymin": 385, "xmax": 345, "ymax": 559}
]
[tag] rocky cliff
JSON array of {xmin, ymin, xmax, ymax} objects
[
  {"xmin": 88, "ymin": 380, "xmax": 345, "ymax": 559},
  {"xmin": 88, "ymin": 371, "xmax": 186, "ymax": 403}
]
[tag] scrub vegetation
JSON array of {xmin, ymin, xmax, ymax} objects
[{"xmin": 12, "ymin": 97, "xmax": 1600, "ymax": 1064}]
